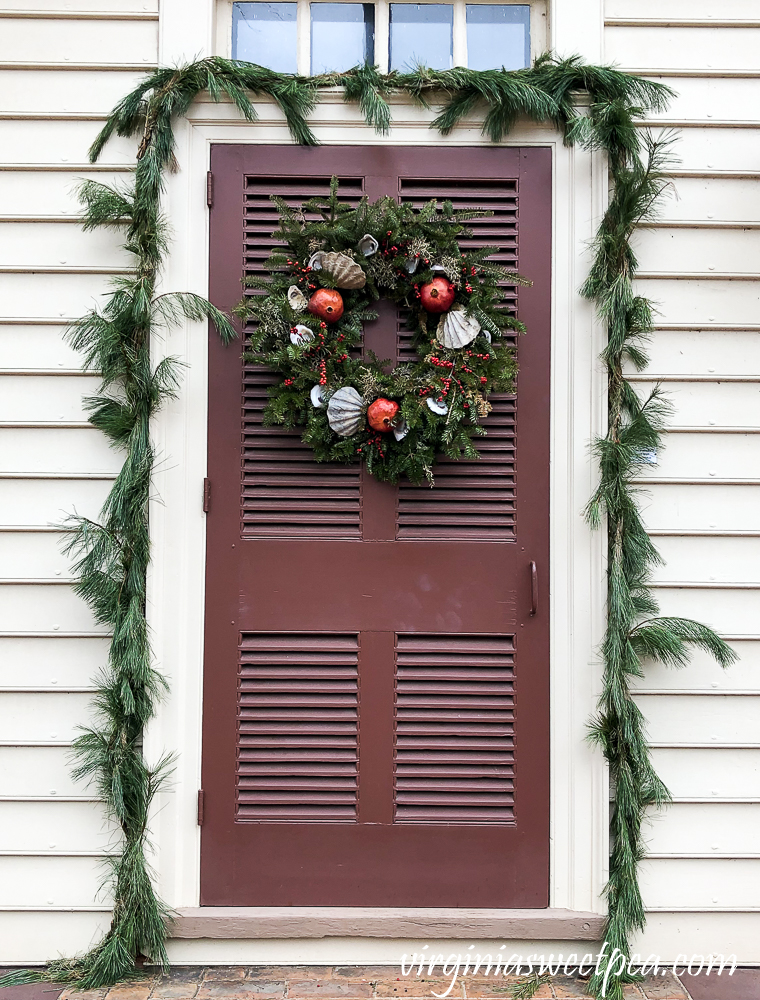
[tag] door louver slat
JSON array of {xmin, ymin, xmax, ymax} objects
[
  {"xmin": 394, "ymin": 633, "xmax": 515, "ymax": 823},
  {"xmin": 396, "ymin": 178, "xmax": 519, "ymax": 540},
  {"xmin": 241, "ymin": 176, "xmax": 365, "ymax": 538},
  {"xmin": 237, "ymin": 632, "xmax": 359, "ymax": 821}
]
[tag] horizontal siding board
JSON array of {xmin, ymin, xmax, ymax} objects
[
  {"xmin": 0, "ymin": 746, "xmax": 85, "ymax": 797},
  {"xmin": 645, "ymin": 77, "xmax": 760, "ymax": 125},
  {"xmin": 0, "ymin": 273, "xmax": 114, "ymax": 320},
  {"xmin": 640, "ymin": 857, "xmax": 760, "ymax": 909},
  {"xmin": 660, "ymin": 128, "xmax": 760, "ymax": 173},
  {"xmin": 636, "ymin": 330, "xmax": 760, "ymax": 377},
  {"xmin": 649, "ymin": 585, "xmax": 760, "ymax": 636},
  {"xmin": 0, "ymin": 478, "xmax": 110, "ymax": 526},
  {"xmin": 0, "ymin": 18, "xmax": 156, "ymax": 63},
  {"xmin": 0, "ymin": 171, "xmax": 132, "ymax": 218},
  {"xmin": 643, "ymin": 484, "xmax": 760, "ymax": 533},
  {"xmin": 0, "ymin": 585, "xmax": 98, "ymax": 633},
  {"xmin": 659, "ymin": 177, "xmax": 760, "ymax": 225},
  {"xmin": 0, "ymin": 637, "xmax": 107, "ymax": 689},
  {"xmin": 0, "ymin": 691, "xmax": 95, "ymax": 743},
  {"xmin": 0, "ymin": 374, "xmax": 120, "ymax": 421},
  {"xmin": 0, "ymin": 429, "xmax": 120, "ymax": 474},
  {"xmin": 8, "ymin": 0, "xmax": 158, "ymax": 11},
  {"xmin": 633, "ymin": 278, "xmax": 760, "ymax": 327},
  {"xmin": 0, "ymin": 531, "xmax": 75, "ymax": 579},
  {"xmin": 0, "ymin": 69, "xmax": 150, "ymax": 116},
  {"xmin": 650, "ymin": 534, "xmax": 760, "ymax": 584},
  {"xmin": 0, "ymin": 326, "xmax": 84, "ymax": 369},
  {"xmin": 606, "ymin": 26, "xmax": 760, "ymax": 70},
  {"xmin": 634, "ymin": 227, "xmax": 760, "ymax": 274},
  {"xmin": 0, "ymin": 222, "xmax": 130, "ymax": 269},
  {"xmin": 636, "ymin": 912, "xmax": 760, "ymax": 964},
  {"xmin": 651, "ymin": 748, "xmax": 760, "ymax": 799},
  {"xmin": 0, "ymin": 801, "xmax": 116, "ymax": 853},
  {"xmin": 632, "ymin": 640, "xmax": 760, "ymax": 693},
  {"xmin": 0, "ymin": 120, "xmax": 137, "ymax": 166},
  {"xmin": 606, "ymin": 0, "xmax": 760, "ymax": 16},
  {"xmin": 0, "ymin": 911, "xmax": 110, "ymax": 964},
  {"xmin": 652, "ymin": 433, "xmax": 760, "ymax": 481},
  {"xmin": 0, "ymin": 855, "xmax": 108, "ymax": 908},
  {"xmin": 645, "ymin": 803, "xmax": 760, "ymax": 855},
  {"xmin": 634, "ymin": 693, "xmax": 760, "ymax": 745}
]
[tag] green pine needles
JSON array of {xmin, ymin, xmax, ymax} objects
[{"xmin": 0, "ymin": 57, "xmax": 735, "ymax": 998}]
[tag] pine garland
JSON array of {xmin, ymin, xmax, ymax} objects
[{"xmin": 0, "ymin": 57, "xmax": 736, "ymax": 998}]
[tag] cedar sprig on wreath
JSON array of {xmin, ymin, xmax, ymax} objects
[{"xmin": 236, "ymin": 176, "xmax": 529, "ymax": 485}]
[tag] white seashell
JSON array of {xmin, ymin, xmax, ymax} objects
[
  {"xmin": 358, "ymin": 234, "xmax": 379, "ymax": 257},
  {"xmin": 308, "ymin": 252, "xmax": 325, "ymax": 271},
  {"xmin": 405, "ymin": 257, "xmax": 419, "ymax": 275},
  {"xmin": 287, "ymin": 285, "xmax": 308, "ymax": 312},
  {"xmin": 327, "ymin": 386, "xmax": 364, "ymax": 437},
  {"xmin": 310, "ymin": 384, "xmax": 326, "ymax": 408},
  {"xmin": 426, "ymin": 398, "xmax": 448, "ymax": 416},
  {"xmin": 320, "ymin": 252, "xmax": 366, "ymax": 290},
  {"xmin": 431, "ymin": 263, "xmax": 446, "ymax": 273},
  {"xmin": 482, "ymin": 329, "xmax": 492, "ymax": 343},
  {"xmin": 392, "ymin": 418, "xmax": 409, "ymax": 441},
  {"xmin": 290, "ymin": 324, "xmax": 314, "ymax": 347},
  {"xmin": 437, "ymin": 306, "xmax": 481, "ymax": 349}
]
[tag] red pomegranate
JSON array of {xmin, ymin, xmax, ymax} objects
[
  {"xmin": 308, "ymin": 288, "xmax": 344, "ymax": 323},
  {"xmin": 367, "ymin": 398, "xmax": 399, "ymax": 432},
  {"xmin": 420, "ymin": 277, "xmax": 455, "ymax": 313}
]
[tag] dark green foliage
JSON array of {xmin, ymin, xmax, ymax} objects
[
  {"xmin": 238, "ymin": 179, "xmax": 522, "ymax": 484},
  {"xmin": 0, "ymin": 56, "xmax": 735, "ymax": 999}
]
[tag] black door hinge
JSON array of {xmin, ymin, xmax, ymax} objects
[
  {"xmin": 206, "ymin": 170, "xmax": 214, "ymax": 208},
  {"xmin": 203, "ymin": 477, "xmax": 211, "ymax": 513},
  {"xmin": 197, "ymin": 789, "xmax": 205, "ymax": 826}
]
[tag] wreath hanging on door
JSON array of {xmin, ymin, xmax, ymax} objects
[{"xmin": 237, "ymin": 177, "xmax": 528, "ymax": 485}]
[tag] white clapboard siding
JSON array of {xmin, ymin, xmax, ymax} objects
[
  {"xmin": 0, "ymin": 223, "xmax": 131, "ymax": 269},
  {"xmin": 0, "ymin": 428, "xmax": 122, "ymax": 475},
  {"xmin": 632, "ymin": 641, "xmax": 760, "ymax": 693},
  {"xmin": 641, "ymin": 859, "xmax": 760, "ymax": 910},
  {"xmin": 645, "ymin": 803, "xmax": 760, "ymax": 855},
  {"xmin": 0, "ymin": 636, "xmax": 109, "ymax": 689},
  {"xmin": 0, "ymin": 856, "xmax": 109, "ymax": 908},
  {"xmin": 606, "ymin": 26, "xmax": 760, "ymax": 71},
  {"xmin": 651, "ymin": 748, "xmax": 760, "ymax": 799},
  {"xmin": 643, "ymin": 484, "xmax": 760, "ymax": 533},
  {"xmin": 0, "ymin": 800, "xmax": 118, "ymax": 853},
  {"xmin": 634, "ymin": 278, "xmax": 760, "ymax": 327},
  {"xmin": 0, "ymin": 0, "xmax": 157, "ymax": 960},
  {"xmin": 635, "ymin": 695, "xmax": 760, "ymax": 746},
  {"xmin": 649, "ymin": 588, "xmax": 760, "ymax": 638},
  {"xmin": 656, "ymin": 177, "xmax": 760, "ymax": 224},
  {"xmin": 0, "ymin": 170, "xmax": 133, "ymax": 219},
  {"xmin": 634, "ymin": 227, "xmax": 760, "ymax": 274},
  {"xmin": 606, "ymin": 0, "xmax": 760, "ymax": 17},
  {"xmin": 636, "ymin": 329, "xmax": 760, "ymax": 377},
  {"xmin": 648, "ymin": 434, "xmax": 760, "ymax": 481},
  {"xmin": 0, "ymin": 746, "xmax": 91, "ymax": 797},
  {"xmin": 645, "ymin": 78, "xmax": 760, "ymax": 125},
  {"xmin": 650, "ymin": 535, "xmax": 760, "ymax": 584}
]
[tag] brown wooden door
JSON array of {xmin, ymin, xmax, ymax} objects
[{"xmin": 202, "ymin": 145, "xmax": 551, "ymax": 907}]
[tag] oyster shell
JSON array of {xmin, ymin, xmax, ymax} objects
[
  {"xmin": 426, "ymin": 398, "xmax": 448, "ymax": 416},
  {"xmin": 287, "ymin": 285, "xmax": 308, "ymax": 312},
  {"xmin": 320, "ymin": 251, "xmax": 366, "ymax": 290},
  {"xmin": 290, "ymin": 324, "xmax": 314, "ymax": 347},
  {"xmin": 437, "ymin": 306, "xmax": 481, "ymax": 349},
  {"xmin": 310, "ymin": 384, "xmax": 326, "ymax": 408},
  {"xmin": 405, "ymin": 256, "xmax": 420, "ymax": 275},
  {"xmin": 327, "ymin": 386, "xmax": 364, "ymax": 437},
  {"xmin": 358, "ymin": 234, "xmax": 379, "ymax": 257},
  {"xmin": 308, "ymin": 252, "xmax": 325, "ymax": 271}
]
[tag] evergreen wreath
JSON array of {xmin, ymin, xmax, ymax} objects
[{"xmin": 238, "ymin": 178, "xmax": 525, "ymax": 484}]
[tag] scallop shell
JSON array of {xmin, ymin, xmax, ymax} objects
[
  {"xmin": 320, "ymin": 252, "xmax": 366, "ymax": 290},
  {"xmin": 327, "ymin": 386, "xmax": 364, "ymax": 437},
  {"xmin": 288, "ymin": 285, "xmax": 308, "ymax": 312},
  {"xmin": 310, "ymin": 384, "xmax": 326, "ymax": 408},
  {"xmin": 426, "ymin": 398, "xmax": 448, "ymax": 416},
  {"xmin": 290, "ymin": 324, "xmax": 314, "ymax": 347},
  {"xmin": 358, "ymin": 234, "xmax": 379, "ymax": 257},
  {"xmin": 392, "ymin": 418, "xmax": 409, "ymax": 441},
  {"xmin": 437, "ymin": 306, "xmax": 481, "ymax": 349}
]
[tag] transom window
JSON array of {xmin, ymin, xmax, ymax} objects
[{"xmin": 221, "ymin": 0, "xmax": 544, "ymax": 75}]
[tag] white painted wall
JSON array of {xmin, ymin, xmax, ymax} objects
[{"xmin": 0, "ymin": 0, "xmax": 758, "ymax": 969}]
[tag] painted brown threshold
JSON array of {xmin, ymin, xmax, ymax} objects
[{"xmin": 170, "ymin": 908, "xmax": 604, "ymax": 941}]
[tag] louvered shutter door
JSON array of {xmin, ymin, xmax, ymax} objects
[{"xmin": 204, "ymin": 145, "xmax": 551, "ymax": 907}]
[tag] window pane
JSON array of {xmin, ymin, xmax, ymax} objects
[
  {"xmin": 389, "ymin": 4, "xmax": 453, "ymax": 72},
  {"xmin": 311, "ymin": 3, "xmax": 375, "ymax": 74},
  {"xmin": 232, "ymin": 2, "xmax": 298, "ymax": 74},
  {"xmin": 466, "ymin": 5, "xmax": 530, "ymax": 70}
]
